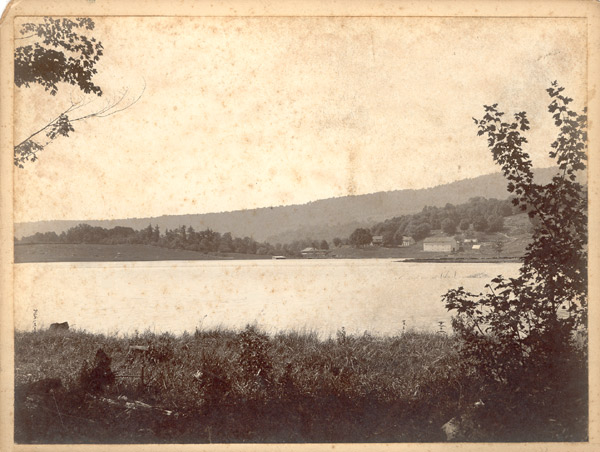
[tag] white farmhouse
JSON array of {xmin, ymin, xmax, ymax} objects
[
  {"xmin": 422, "ymin": 236, "xmax": 459, "ymax": 252},
  {"xmin": 371, "ymin": 235, "xmax": 384, "ymax": 246}
]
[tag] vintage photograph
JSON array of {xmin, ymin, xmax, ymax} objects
[{"xmin": 3, "ymin": 1, "xmax": 596, "ymax": 446}]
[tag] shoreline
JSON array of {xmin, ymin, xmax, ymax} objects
[
  {"xmin": 14, "ymin": 243, "xmax": 523, "ymax": 264},
  {"xmin": 402, "ymin": 257, "xmax": 522, "ymax": 264}
]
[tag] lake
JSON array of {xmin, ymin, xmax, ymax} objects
[{"xmin": 13, "ymin": 259, "xmax": 520, "ymax": 337}]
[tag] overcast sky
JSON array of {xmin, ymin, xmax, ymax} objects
[{"xmin": 13, "ymin": 16, "xmax": 586, "ymax": 222}]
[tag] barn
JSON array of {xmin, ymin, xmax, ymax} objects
[{"xmin": 422, "ymin": 236, "xmax": 459, "ymax": 252}]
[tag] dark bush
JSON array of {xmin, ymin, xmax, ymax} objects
[
  {"xmin": 239, "ymin": 325, "xmax": 273, "ymax": 393},
  {"xmin": 444, "ymin": 83, "xmax": 588, "ymax": 440}
]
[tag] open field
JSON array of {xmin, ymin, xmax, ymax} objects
[
  {"xmin": 14, "ymin": 327, "xmax": 587, "ymax": 443},
  {"xmin": 14, "ymin": 243, "xmax": 272, "ymax": 263}
]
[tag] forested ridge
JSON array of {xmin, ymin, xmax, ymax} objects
[
  {"xmin": 15, "ymin": 168, "xmax": 560, "ymax": 243},
  {"xmin": 17, "ymin": 196, "xmax": 527, "ymax": 256},
  {"xmin": 370, "ymin": 196, "xmax": 516, "ymax": 245}
]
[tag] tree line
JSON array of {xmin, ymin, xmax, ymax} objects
[{"xmin": 15, "ymin": 224, "xmax": 335, "ymax": 257}]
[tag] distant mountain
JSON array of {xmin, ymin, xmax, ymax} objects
[{"xmin": 15, "ymin": 167, "xmax": 560, "ymax": 243}]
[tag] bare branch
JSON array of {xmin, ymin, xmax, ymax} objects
[
  {"xmin": 96, "ymin": 79, "xmax": 145, "ymax": 118},
  {"xmin": 15, "ymin": 79, "xmax": 146, "ymax": 166},
  {"xmin": 72, "ymin": 79, "xmax": 145, "ymax": 122}
]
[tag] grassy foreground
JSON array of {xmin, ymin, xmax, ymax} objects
[{"xmin": 14, "ymin": 327, "xmax": 587, "ymax": 443}]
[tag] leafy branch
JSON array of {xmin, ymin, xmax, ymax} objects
[
  {"xmin": 443, "ymin": 84, "xmax": 587, "ymax": 386},
  {"xmin": 14, "ymin": 82, "xmax": 146, "ymax": 168},
  {"xmin": 15, "ymin": 18, "xmax": 104, "ymax": 96},
  {"xmin": 14, "ymin": 17, "xmax": 146, "ymax": 167}
]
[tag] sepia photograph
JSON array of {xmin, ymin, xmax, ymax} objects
[{"xmin": 1, "ymin": 0, "xmax": 598, "ymax": 448}]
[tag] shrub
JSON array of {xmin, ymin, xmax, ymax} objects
[
  {"xmin": 196, "ymin": 349, "xmax": 233, "ymax": 411},
  {"xmin": 443, "ymin": 83, "xmax": 587, "ymax": 439},
  {"xmin": 78, "ymin": 349, "xmax": 115, "ymax": 394},
  {"xmin": 238, "ymin": 325, "xmax": 273, "ymax": 393},
  {"xmin": 146, "ymin": 336, "xmax": 175, "ymax": 364}
]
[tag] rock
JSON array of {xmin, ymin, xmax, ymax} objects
[
  {"xmin": 49, "ymin": 322, "xmax": 69, "ymax": 331},
  {"xmin": 442, "ymin": 417, "xmax": 460, "ymax": 441},
  {"xmin": 442, "ymin": 401, "xmax": 487, "ymax": 441},
  {"xmin": 16, "ymin": 378, "xmax": 63, "ymax": 399}
]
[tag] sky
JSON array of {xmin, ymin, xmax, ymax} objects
[{"xmin": 13, "ymin": 16, "xmax": 587, "ymax": 223}]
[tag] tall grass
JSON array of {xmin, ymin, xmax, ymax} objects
[{"xmin": 14, "ymin": 325, "xmax": 586, "ymax": 443}]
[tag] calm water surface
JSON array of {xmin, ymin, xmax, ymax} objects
[{"xmin": 14, "ymin": 259, "xmax": 520, "ymax": 336}]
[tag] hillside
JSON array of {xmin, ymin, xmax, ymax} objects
[
  {"xmin": 326, "ymin": 212, "xmax": 533, "ymax": 260},
  {"xmin": 15, "ymin": 167, "xmax": 559, "ymax": 242}
]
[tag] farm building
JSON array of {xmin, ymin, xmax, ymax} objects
[
  {"xmin": 422, "ymin": 236, "xmax": 459, "ymax": 252},
  {"xmin": 371, "ymin": 235, "xmax": 384, "ymax": 246},
  {"xmin": 300, "ymin": 247, "xmax": 328, "ymax": 258},
  {"xmin": 402, "ymin": 236, "xmax": 416, "ymax": 247}
]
